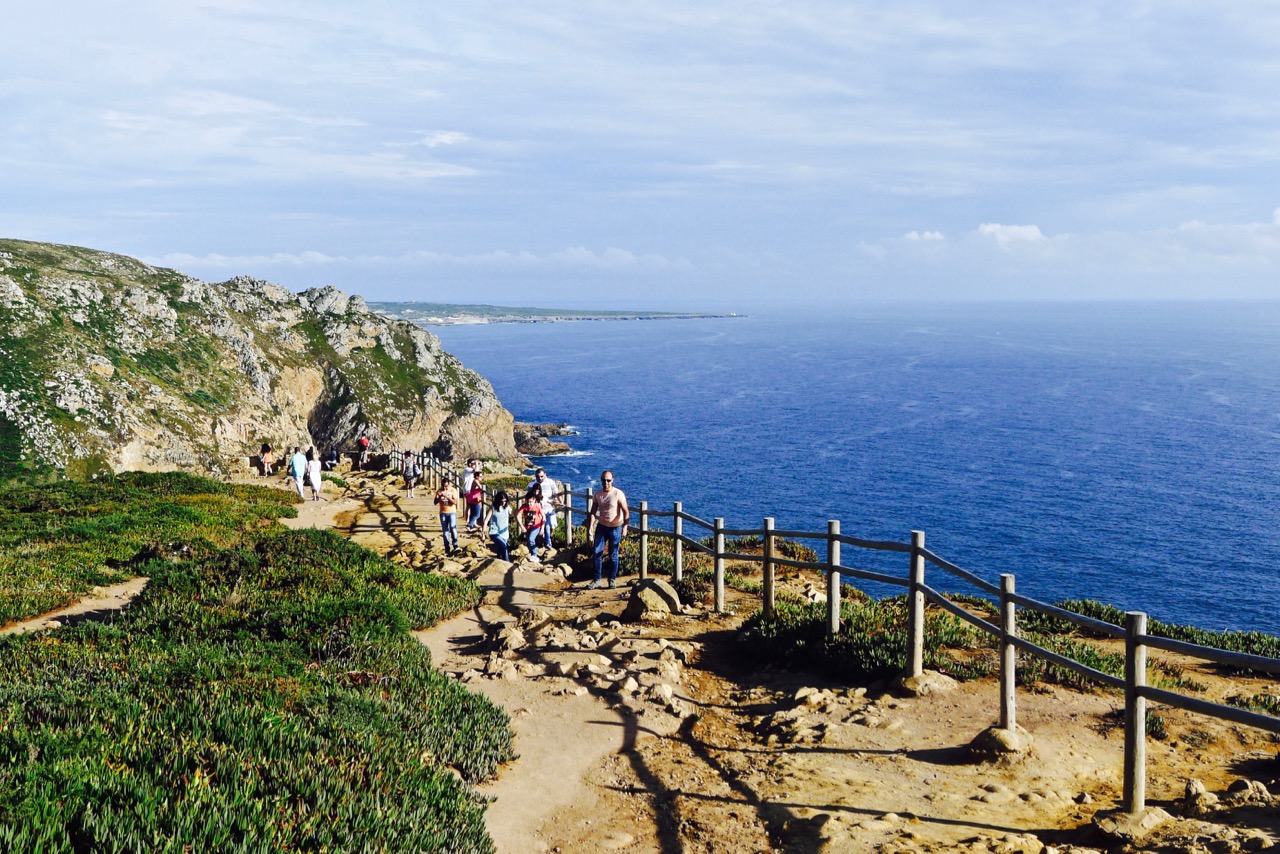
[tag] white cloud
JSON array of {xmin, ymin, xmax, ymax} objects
[
  {"xmin": 150, "ymin": 250, "xmax": 345, "ymax": 268},
  {"xmin": 420, "ymin": 131, "xmax": 469, "ymax": 148},
  {"xmin": 402, "ymin": 246, "xmax": 690, "ymax": 272},
  {"xmin": 977, "ymin": 223, "xmax": 1046, "ymax": 247},
  {"xmin": 904, "ymin": 230, "xmax": 944, "ymax": 241}
]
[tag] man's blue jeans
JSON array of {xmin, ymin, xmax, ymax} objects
[
  {"xmin": 593, "ymin": 524, "xmax": 623, "ymax": 583},
  {"xmin": 440, "ymin": 512, "xmax": 458, "ymax": 551}
]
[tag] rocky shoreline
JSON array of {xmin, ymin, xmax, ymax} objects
[{"xmin": 512, "ymin": 421, "xmax": 577, "ymax": 457}]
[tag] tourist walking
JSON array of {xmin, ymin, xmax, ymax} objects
[
  {"xmin": 305, "ymin": 448, "xmax": 323, "ymax": 501},
  {"xmin": 526, "ymin": 468, "xmax": 560, "ymax": 549},
  {"xmin": 589, "ymin": 470, "xmax": 629, "ymax": 588},
  {"xmin": 402, "ymin": 452, "xmax": 422, "ymax": 499},
  {"xmin": 288, "ymin": 447, "xmax": 308, "ymax": 498},
  {"xmin": 461, "ymin": 458, "xmax": 479, "ymax": 494},
  {"xmin": 356, "ymin": 434, "xmax": 371, "ymax": 470},
  {"xmin": 484, "ymin": 490, "xmax": 512, "ymax": 561},
  {"xmin": 517, "ymin": 489, "xmax": 545, "ymax": 563},
  {"xmin": 259, "ymin": 443, "xmax": 274, "ymax": 476},
  {"xmin": 434, "ymin": 476, "xmax": 460, "ymax": 554},
  {"xmin": 464, "ymin": 470, "xmax": 484, "ymax": 533}
]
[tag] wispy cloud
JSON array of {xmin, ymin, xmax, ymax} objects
[
  {"xmin": 152, "ymin": 245, "xmax": 690, "ymax": 274},
  {"xmin": 9, "ymin": 2, "xmax": 1280, "ymax": 301}
]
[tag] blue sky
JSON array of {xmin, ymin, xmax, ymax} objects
[{"xmin": 5, "ymin": 2, "xmax": 1280, "ymax": 309}]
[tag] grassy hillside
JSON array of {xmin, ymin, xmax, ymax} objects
[
  {"xmin": 0, "ymin": 473, "xmax": 512, "ymax": 852},
  {"xmin": 0, "ymin": 239, "xmax": 512, "ymax": 478}
]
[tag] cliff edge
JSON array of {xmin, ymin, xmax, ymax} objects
[{"xmin": 0, "ymin": 239, "xmax": 520, "ymax": 475}]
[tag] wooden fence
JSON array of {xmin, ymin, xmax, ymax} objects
[{"xmin": 388, "ymin": 449, "xmax": 1280, "ymax": 816}]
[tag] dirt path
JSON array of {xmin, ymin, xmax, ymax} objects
[
  {"xmin": 1, "ymin": 576, "xmax": 151, "ymax": 636},
  {"xmin": 10, "ymin": 470, "xmax": 1278, "ymax": 853}
]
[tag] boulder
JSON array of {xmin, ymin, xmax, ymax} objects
[
  {"xmin": 894, "ymin": 669, "xmax": 958, "ymax": 697},
  {"xmin": 968, "ymin": 725, "xmax": 1033, "ymax": 760},
  {"xmin": 622, "ymin": 578, "xmax": 683, "ymax": 622}
]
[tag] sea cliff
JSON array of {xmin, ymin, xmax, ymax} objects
[{"xmin": 0, "ymin": 239, "xmax": 520, "ymax": 476}]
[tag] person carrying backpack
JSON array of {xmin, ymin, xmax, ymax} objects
[{"xmin": 403, "ymin": 453, "xmax": 422, "ymax": 499}]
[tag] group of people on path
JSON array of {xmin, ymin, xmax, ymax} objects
[
  {"xmin": 272, "ymin": 434, "xmax": 632, "ymax": 587},
  {"xmin": 429, "ymin": 464, "xmax": 629, "ymax": 589},
  {"xmin": 260, "ymin": 443, "xmax": 330, "ymax": 501}
]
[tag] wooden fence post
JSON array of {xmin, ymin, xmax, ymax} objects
[
  {"xmin": 672, "ymin": 502, "xmax": 683, "ymax": 582},
  {"xmin": 826, "ymin": 520, "xmax": 841, "ymax": 638},
  {"xmin": 907, "ymin": 530, "xmax": 926, "ymax": 679},
  {"xmin": 562, "ymin": 483, "xmax": 572, "ymax": 547},
  {"xmin": 1000, "ymin": 573, "xmax": 1017, "ymax": 731},
  {"xmin": 762, "ymin": 517, "xmax": 775, "ymax": 621},
  {"xmin": 639, "ymin": 501, "xmax": 649, "ymax": 580},
  {"xmin": 1124, "ymin": 611, "xmax": 1149, "ymax": 815},
  {"xmin": 713, "ymin": 517, "xmax": 725, "ymax": 613}
]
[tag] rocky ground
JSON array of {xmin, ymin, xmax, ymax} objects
[{"xmin": 10, "ymin": 467, "xmax": 1279, "ymax": 853}]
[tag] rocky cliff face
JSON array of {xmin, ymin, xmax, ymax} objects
[{"xmin": 0, "ymin": 239, "xmax": 520, "ymax": 476}]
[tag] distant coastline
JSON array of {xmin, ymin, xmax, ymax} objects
[{"xmin": 370, "ymin": 301, "xmax": 739, "ymax": 326}]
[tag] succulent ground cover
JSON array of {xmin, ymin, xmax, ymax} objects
[
  {"xmin": 0, "ymin": 472, "xmax": 513, "ymax": 852},
  {"xmin": 0, "ymin": 472, "xmax": 298, "ymax": 626}
]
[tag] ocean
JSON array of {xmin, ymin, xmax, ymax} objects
[{"xmin": 431, "ymin": 302, "xmax": 1280, "ymax": 635}]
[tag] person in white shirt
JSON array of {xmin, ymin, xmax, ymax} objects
[{"xmin": 526, "ymin": 468, "xmax": 560, "ymax": 549}]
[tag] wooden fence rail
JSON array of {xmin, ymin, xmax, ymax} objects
[{"xmin": 381, "ymin": 450, "xmax": 1280, "ymax": 816}]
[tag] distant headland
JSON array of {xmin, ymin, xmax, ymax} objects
[{"xmin": 369, "ymin": 301, "xmax": 740, "ymax": 326}]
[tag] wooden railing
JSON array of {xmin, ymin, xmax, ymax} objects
[{"xmin": 385, "ymin": 450, "xmax": 1280, "ymax": 816}]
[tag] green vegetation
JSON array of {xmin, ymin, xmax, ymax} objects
[
  {"xmin": 1226, "ymin": 692, "xmax": 1280, "ymax": 718},
  {"xmin": 737, "ymin": 587, "xmax": 1280, "ymax": 693},
  {"xmin": 1020, "ymin": 599, "xmax": 1280, "ymax": 674},
  {"xmin": 0, "ymin": 473, "xmax": 298, "ymax": 625},
  {"xmin": 0, "ymin": 472, "xmax": 511, "ymax": 851},
  {"xmin": 0, "ymin": 239, "xmax": 501, "ymax": 474},
  {"xmin": 737, "ymin": 593, "xmax": 993, "ymax": 683}
]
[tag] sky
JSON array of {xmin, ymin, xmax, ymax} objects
[{"xmin": 5, "ymin": 2, "xmax": 1280, "ymax": 310}]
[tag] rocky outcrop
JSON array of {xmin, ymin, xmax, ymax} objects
[
  {"xmin": 513, "ymin": 422, "xmax": 575, "ymax": 456},
  {"xmin": 0, "ymin": 239, "xmax": 520, "ymax": 475}
]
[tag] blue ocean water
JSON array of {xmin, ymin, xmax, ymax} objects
[{"xmin": 432, "ymin": 303, "xmax": 1280, "ymax": 635}]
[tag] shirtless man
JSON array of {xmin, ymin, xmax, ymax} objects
[{"xmin": 589, "ymin": 470, "xmax": 629, "ymax": 588}]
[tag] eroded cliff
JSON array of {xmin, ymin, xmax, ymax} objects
[{"xmin": 0, "ymin": 239, "xmax": 520, "ymax": 475}]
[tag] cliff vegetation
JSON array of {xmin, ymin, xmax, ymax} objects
[{"xmin": 0, "ymin": 239, "xmax": 520, "ymax": 478}]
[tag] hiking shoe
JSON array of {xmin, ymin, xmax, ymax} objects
[
  {"xmin": 591, "ymin": 580, "xmax": 603, "ymax": 589},
  {"xmin": 608, "ymin": 579, "xmax": 616, "ymax": 588},
  {"xmin": 529, "ymin": 555, "xmax": 540, "ymax": 563}
]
